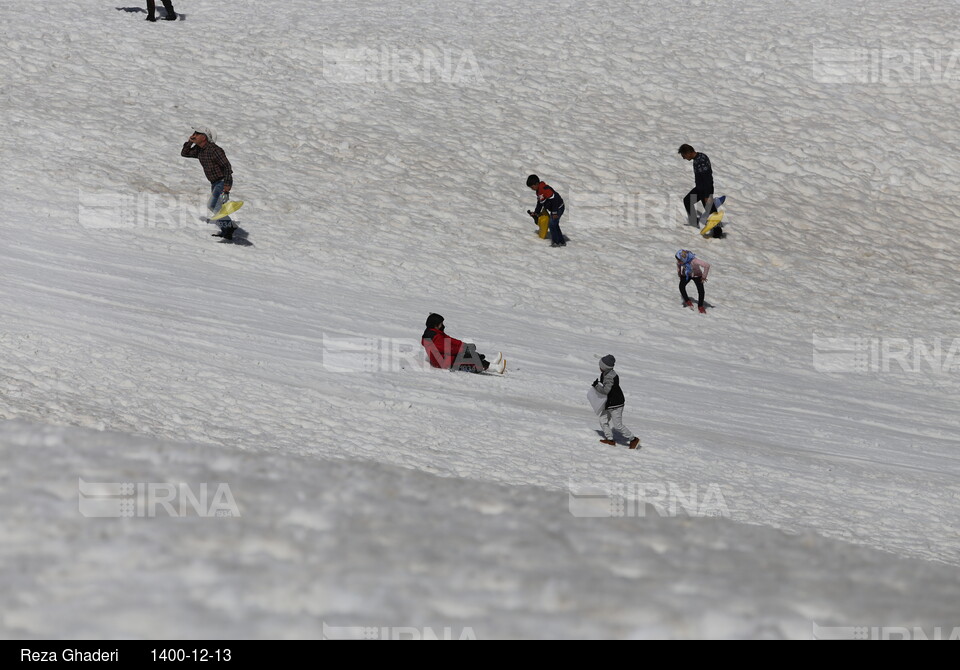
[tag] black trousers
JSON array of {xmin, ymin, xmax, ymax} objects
[
  {"xmin": 454, "ymin": 344, "xmax": 488, "ymax": 373},
  {"xmin": 679, "ymin": 277, "xmax": 705, "ymax": 307},
  {"xmin": 147, "ymin": 0, "xmax": 176, "ymax": 18},
  {"xmin": 683, "ymin": 188, "xmax": 716, "ymax": 227}
]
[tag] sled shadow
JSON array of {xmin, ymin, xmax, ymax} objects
[{"xmin": 218, "ymin": 226, "xmax": 253, "ymax": 247}]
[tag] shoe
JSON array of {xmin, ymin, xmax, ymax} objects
[
  {"xmin": 599, "ymin": 439, "xmax": 616, "ymax": 446},
  {"xmin": 213, "ymin": 226, "xmax": 236, "ymax": 240},
  {"xmin": 146, "ymin": 16, "xmax": 157, "ymax": 21},
  {"xmin": 550, "ymin": 242, "xmax": 559, "ymax": 247},
  {"xmin": 163, "ymin": 13, "xmax": 177, "ymax": 20},
  {"xmin": 683, "ymin": 299, "xmax": 693, "ymax": 308},
  {"xmin": 482, "ymin": 360, "xmax": 490, "ymax": 370},
  {"xmin": 628, "ymin": 437, "xmax": 640, "ymax": 449},
  {"xmin": 698, "ymin": 305, "xmax": 706, "ymax": 314}
]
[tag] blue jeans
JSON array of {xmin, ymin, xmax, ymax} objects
[
  {"xmin": 549, "ymin": 204, "xmax": 566, "ymax": 245},
  {"xmin": 208, "ymin": 180, "xmax": 233, "ymax": 227}
]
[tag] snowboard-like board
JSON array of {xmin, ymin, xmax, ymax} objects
[
  {"xmin": 587, "ymin": 387, "xmax": 606, "ymax": 415},
  {"xmin": 211, "ymin": 200, "xmax": 244, "ymax": 220}
]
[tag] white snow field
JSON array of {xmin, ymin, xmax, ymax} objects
[{"xmin": 1, "ymin": 0, "xmax": 959, "ymax": 639}]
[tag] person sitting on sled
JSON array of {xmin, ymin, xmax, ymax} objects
[{"xmin": 421, "ymin": 313, "xmax": 490, "ymax": 372}]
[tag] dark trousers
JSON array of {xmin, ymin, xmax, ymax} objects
[
  {"xmin": 680, "ymin": 277, "xmax": 705, "ymax": 307},
  {"xmin": 683, "ymin": 188, "xmax": 715, "ymax": 227},
  {"xmin": 454, "ymin": 344, "xmax": 488, "ymax": 373},
  {"xmin": 548, "ymin": 204, "xmax": 566, "ymax": 245},
  {"xmin": 147, "ymin": 0, "xmax": 176, "ymax": 19}
]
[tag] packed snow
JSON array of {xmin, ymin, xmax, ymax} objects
[{"xmin": 1, "ymin": 0, "xmax": 959, "ymax": 639}]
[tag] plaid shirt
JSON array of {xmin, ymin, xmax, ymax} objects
[{"xmin": 181, "ymin": 141, "xmax": 233, "ymax": 188}]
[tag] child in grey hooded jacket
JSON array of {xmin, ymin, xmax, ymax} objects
[{"xmin": 592, "ymin": 355, "xmax": 641, "ymax": 449}]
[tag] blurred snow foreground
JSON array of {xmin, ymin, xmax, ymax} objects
[
  {"xmin": 3, "ymin": 420, "xmax": 960, "ymax": 640},
  {"xmin": 1, "ymin": 0, "xmax": 960, "ymax": 639}
]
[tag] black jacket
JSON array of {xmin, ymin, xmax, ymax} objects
[
  {"xmin": 596, "ymin": 369, "xmax": 625, "ymax": 409},
  {"xmin": 692, "ymin": 152, "xmax": 714, "ymax": 194}
]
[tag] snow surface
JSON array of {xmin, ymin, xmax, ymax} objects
[{"xmin": 1, "ymin": 0, "xmax": 959, "ymax": 639}]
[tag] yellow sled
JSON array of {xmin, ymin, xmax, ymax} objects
[
  {"xmin": 536, "ymin": 212, "xmax": 550, "ymax": 239},
  {"xmin": 699, "ymin": 210, "xmax": 724, "ymax": 237},
  {"xmin": 211, "ymin": 200, "xmax": 244, "ymax": 220}
]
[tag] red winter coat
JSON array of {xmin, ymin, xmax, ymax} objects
[
  {"xmin": 421, "ymin": 327, "xmax": 465, "ymax": 369},
  {"xmin": 533, "ymin": 181, "xmax": 564, "ymax": 215}
]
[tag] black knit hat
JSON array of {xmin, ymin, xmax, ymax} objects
[{"xmin": 425, "ymin": 313, "xmax": 444, "ymax": 329}]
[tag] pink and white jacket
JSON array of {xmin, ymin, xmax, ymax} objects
[{"xmin": 676, "ymin": 254, "xmax": 711, "ymax": 280}]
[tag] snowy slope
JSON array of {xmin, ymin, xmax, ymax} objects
[{"xmin": 1, "ymin": 0, "xmax": 959, "ymax": 638}]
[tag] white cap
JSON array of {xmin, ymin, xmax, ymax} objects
[{"xmin": 192, "ymin": 126, "xmax": 216, "ymax": 143}]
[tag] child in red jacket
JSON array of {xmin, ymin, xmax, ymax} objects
[{"xmin": 526, "ymin": 174, "xmax": 567, "ymax": 247}]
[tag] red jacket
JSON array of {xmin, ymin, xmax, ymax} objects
[
  {"xmin": 421, "ymin": 327, "xmax": 465, "ymax": 369},
  {"xmin": 533, "ymin": 181, "xmax": 564, "ymax": 215}
]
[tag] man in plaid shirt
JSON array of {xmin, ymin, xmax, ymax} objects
[{"xmin": 181, "ymin": 127, "xmax": 236, "ymax": 239}]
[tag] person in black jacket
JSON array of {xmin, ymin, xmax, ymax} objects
[
  {"xmin": 592, "ymin": 355, "xmax": 641, "ymax": 449},
  {"xmin": 146, "ymin": 0, "xmax": 177, "ymax": 21},
  {"xmin": 678, "ymin": 144, "xmax": 719, "ymax": 234}
]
